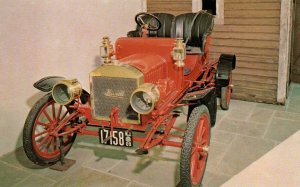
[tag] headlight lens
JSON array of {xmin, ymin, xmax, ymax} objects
[
  {"xmin": 52, "ymin": 79, "xmax": 82, "ymax": 105},
  {"xmin": 130, "ymin": 83, "xmax": 159, "ymax": 114}
]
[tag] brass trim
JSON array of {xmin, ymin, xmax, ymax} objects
[
  {"xmin": 90, "ymin": 64, "xmax": 144, "ymax": 124},
  {"xmin": 52, "ymin": 79, "xmax": 82, "ymax": 105},
  {"xmin": 172, "ymin": 38, "xmax": 186, "ymax": 67},
  {"xmin": 130, "ymin": 83, "xmax": 160, "ymax": 115},
  {"xmin": 100, "ymin": 36, "xmax": 114, "ymax": 64}
]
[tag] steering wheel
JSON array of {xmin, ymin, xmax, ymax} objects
[{"xmin": 135, "ymin": 12, "xmax": 161, "ymax": 31}]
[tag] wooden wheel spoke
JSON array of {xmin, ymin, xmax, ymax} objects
[
  {"xmin": 44, "ymin": 137, "xmax": 53, "ymax": 153},
  {"xmin": 37, "ymin": 135, "xmax": 50, "ymax": 149},
  {"xmin": 57, "ymin": 105, "xmax": 62, "ymax": 120},
  {"xmin": 190, "ymin": 156, "xmax": 196, "ymax": 176},
  {"xmin": 36, "ymin": 121, "xmax": 50, "ymax": 127},
  {"xmin": 191, "ymin": 147, "xmax": 197, "ymax": 155},
  {"xmin": 201, "ymin": 126, "xmax": 206, "ymax": 137},
  {"xmin": 199, "ymin": 126, "xmax": 206, "ymax": 145},
  {"xmin": 196, "ymin": 119, "xmax": 204, "ymax": 141},
  {"xmin": 60, "ymin": 110, "xmax": 68, "ymax": 121},
  {"xmin": 52, "ymin": 103, "xmax": 56, "ymax": 120},
  {"xmin": 43, "ymin": 110, "xmax": 53, "ymax": 123},
  {"xmin": 201, "ymin": 140, "xmax": 207, "ymax": 146},
  {"xmin": 52, "ymin": 137, "xmax": 57, "ymax": 151},
  {"xmin": 34, "ymin": 130, "xmax": 48, "ymax": 138},
  {"xmin": 190, "ymin": 151, "xmax": 199, "ymax": 176}
]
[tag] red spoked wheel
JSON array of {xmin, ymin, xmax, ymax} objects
[
  {"xmin": 180, "ymin": 105, "xmax": 211, "ymax": 187},
  {"xmin": 220, "ymin": 73, "xmax": 233, "ymax": 110},
  {"xmin": 23, "ymin": 93, "xmax": 77, "ymax": 166}
]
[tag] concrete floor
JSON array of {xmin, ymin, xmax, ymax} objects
[{"xmin": 1, "ymin": 83, "xmax": 300, "ymax": 187}]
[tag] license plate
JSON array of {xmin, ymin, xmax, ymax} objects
[{"xmin": 99, "ymin": 128, "xmax": 133, "ymax": 147}]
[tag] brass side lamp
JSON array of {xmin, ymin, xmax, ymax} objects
[
  {"xmin": 100, "ymin": 36, "xmax": 114, "ymax": 64},
  {"xmin": 172, "ymin": 38, "xmax": 186, "ymax": 67}
]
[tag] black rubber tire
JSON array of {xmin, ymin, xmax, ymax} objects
[
  {"xmin": 23, "ymin": 93, "xmax": 77, "ymax": 166},
  {"xmin": 205, "ymin": 90, "xmax": 217, "ymax": 127},
  {"xmin": 180, "ymin": 105, "xmax": 211, "ymax": 187},
  {"xmin": 220, "ymin": 87, "xmax": 229, "ymax": 110}
]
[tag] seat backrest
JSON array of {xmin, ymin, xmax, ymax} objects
[
  {"xmin": 127, "ymin": 13, "xmax": 175, "ymax": 38},
  {"xmin": 149, "ymin": 13, "xmax": 175, "ymax": 37},
  {"xmin": 172, "ymin": 13, "xmax": 195, "ymax": 41},
  {"xmin": 127, "ymin": 11, "xmax": 214, "ymax": 51},
  {"xmin": 172, "ymin": 11, "xmax": 214, "ymax": 51}
]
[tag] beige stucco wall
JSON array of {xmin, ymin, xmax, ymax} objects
[{"xmin": 0, "ymin": 0, "xmax": 143, "ymax": 156}]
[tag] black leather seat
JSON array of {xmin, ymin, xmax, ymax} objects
[
  {"xmin": 149, "ymin": 13, "xmax": 175, "ymax": 37},
  {"xmin": 172, "ymin": 11, "xmax": 214, "ymax": 51},
  {"xmin": 127, "ymin": 11, "xmax": 214, "ymax": 52},
  {"xmin": 127, "ymin": 13, "xmax": 175, "ymax": 38}
]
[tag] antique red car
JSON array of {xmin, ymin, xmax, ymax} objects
[{"xmin": 23, "ymin": 11, "xmax": 235, "ymax": 186}]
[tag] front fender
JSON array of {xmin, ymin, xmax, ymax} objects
[{"xmin": 33, "ymin": 76, "xmax": 65, "ymax": 92}]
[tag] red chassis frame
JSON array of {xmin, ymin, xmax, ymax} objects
[{"xmin": 52, "ymin": 36, "xmax": 218, "ymax": 151}]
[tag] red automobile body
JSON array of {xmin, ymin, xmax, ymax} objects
[
  {"xmin": 24, "ymin": 11, "xmax": 236, "ymax": 186},
  {"xmin": 61, "ymin": 36, "xmax": 217, "ymax": 150}
]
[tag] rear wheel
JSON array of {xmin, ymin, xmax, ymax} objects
[
  {"xmin": 23, "ymin": 93, "xmax": 77, "ymax": 166},
  {"xmin": 220, "ymin": 73, "xmax": 232, "ymax": 110},
  {"xmin": 180, "ymin": 105, "xmax": 211, "ymax": 187}
]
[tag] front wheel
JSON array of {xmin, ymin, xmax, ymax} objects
[
  {"xmin": 23, "ymin": 93, "xmax": 77, "ymax": 166},
  {"xmin": 180, "ymin": 105, "xmax": 211, "ymax": 187}
]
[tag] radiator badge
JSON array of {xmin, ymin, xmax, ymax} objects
[{"xmin": 104, "ymin": 89, "xmax": 125, "ymax": 98}]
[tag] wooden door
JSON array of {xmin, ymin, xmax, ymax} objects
[
  {"xmin": 147, "ymin": 0, "xmax": 192, "ymax": 15},
  {"xmin": 291, "ymin": 0, "xmax": 300, "ymax": 82}
]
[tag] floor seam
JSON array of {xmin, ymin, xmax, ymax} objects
[
  {"xmin": 105, "ymin": 159, "xmax": 123, "ymax": 172},
  {"xmin": 212, "ymin": 129, "xmax": 272, "ymax": 141},
  {"xmin": 213, "ymin": 134, "xmax": 237, "ymax": 176},
  {"xmin": 11, "ymin": 174, "xmax": 33, "ymax": 187},
  {"xmin": 244, "ymin": 104, "xmax": 257, "ymax": 121},
  {"xmin": 273, "ymin": 116, "xmax": 300, "ymax": 122},
  {"xmin": 262, "ymin": 111, "xmax": 276, "ymax": 139},
  {"xmin": 0, "ymin": 160, "xmax": 27, "ymax": 170},
  {"xmin": 82, "ymin": 164, "xmax": 132, "ymax": 182}
]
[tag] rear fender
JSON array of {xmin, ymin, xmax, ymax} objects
[
  {"xmin": 216, "ymin": 54, "xmax": 236, "ymax": 87},
  {"xmin": 33, "ymin": 76, "xmax": 65, "ymax": 92}
]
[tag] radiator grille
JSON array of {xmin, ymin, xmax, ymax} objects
[{"xmin": 91, "ymin": 76, "xmax": 139, "ymax": 123}]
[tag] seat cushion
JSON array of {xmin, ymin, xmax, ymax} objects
[{"xmin": 172, "ymin": 11, "xmax": 214, "ymax": 51}]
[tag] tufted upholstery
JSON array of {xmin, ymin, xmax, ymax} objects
[
  {"xmin": 189, "ymin": 11, "xmax": 214, "ymax": 50},
  {"xmin": 127, "ymin": 13, "xmax": 175, "ymax": 38},
  {"xmin": 172, "ymin": 13, "xmax": 195, "ymax": 41},
  {"xmin": 172, "ymin": 11, "xmax": 214, "ymax": 51},
  {"xmin": 149, "ymin": 13, "xmax": 175, "ymax": 37},
  {"xmin": 127, "ymin": 11, "xmax": 214, "ymax": 52}
]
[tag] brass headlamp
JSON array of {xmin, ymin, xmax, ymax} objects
[
  {"xmin": 52, "ymin": 79, "xmax": 82, "ymax": 105},
  {"xmin": 172, "ymin": 38, "xmax": 186, "ymax": 67},
  {"xmin": 100, "ymin": 36, "xmax": 114, "ymax": 64},
  {"xmin": 130, "ymin": 83, "xmax": 160, "ymax": 114}
]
